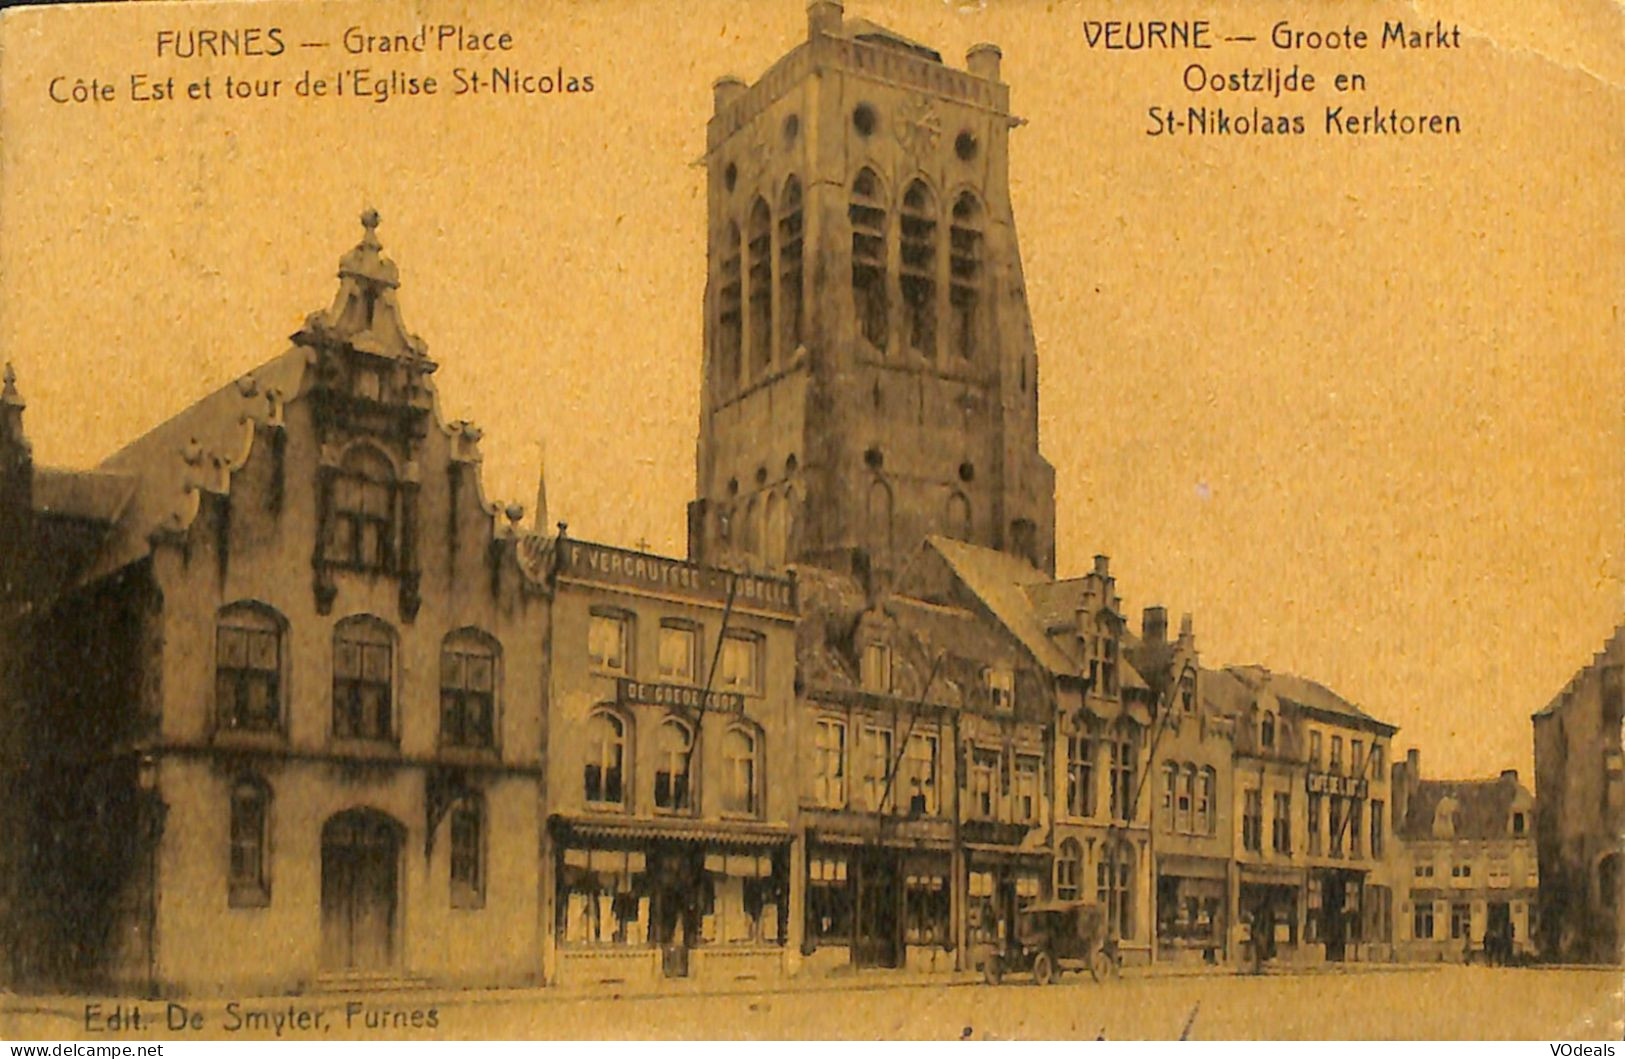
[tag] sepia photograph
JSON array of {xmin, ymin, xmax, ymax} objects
[{"xmin": 0, "ymin": 0, "xmax": 1620, "ymax": 1042}]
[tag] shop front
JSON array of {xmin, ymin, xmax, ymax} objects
[
  {"xmin": 1237, "ymin": 865, "xmax": 1304, "ymax": 966},
  {"xmin": 1307, "ymin": 866, "xmax": 1367, "ymax": 962},
  {"xmin": 550, "ymin": 820, "xmax": 792, "ymax": 986},
  {"xmin": 803, "ymin": 833, "xmax": 955, "ymax": 973},
  {"xmin": 965, "ymin": 848, "xmax": 1047, "ymax": 956},
  {"xmin": 1155, "ymin": 854, "xmax": 1229, "ymax": 963}
]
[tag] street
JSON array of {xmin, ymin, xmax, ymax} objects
[{"xmin": 3, "ymin": 966, "xmax": 1620, "ymax": 1040}]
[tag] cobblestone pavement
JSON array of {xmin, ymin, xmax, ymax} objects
[{"xmin": 3, "ymin": 965, "xmax": 1620, "ymax": 1040}]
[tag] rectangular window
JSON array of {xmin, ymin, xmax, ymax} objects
[
  {"xmin": 657, "ymin": 622, "xmax": 698, "ymax": 683},
  {"xmin": 903, "ymin": 873, "xmax": 950, "ymax": 946},
  {"xmin": 1243, "ymin": 789, "xmax": 1263, "ymax": 852},
  {"xmin": 1352, "ymin": 739, "xmax": 1365, "ymax": 778},
  {"xmin": 1330, "ymin": 736, "xmax": 1344, "ymax": 773},
  {"xmin": 1413, "ymin": 903, "xmax": 1435, "ymax": 939},
  {"xmin": 970, "ymin": 747, "xmax": 999, "ymax": 820},
  {"xmin": 1109, "ymin": 732, "xmax": 1136, "ymax": 821},
  {"xmin": 862, "ymin": 724, "xmax": 895, "ymax": 812},
  {"xmin": 808, "ymin": 857, "xmax": 852, "ymax": 942},
  {"xmin": 861, "ymin": 643, "xmax": 892, "ymax": 693},
  {"xmin": 1198, "ymin": 768, "xmax": 1215, "ymax": 835},
  {"xmin": 216, "ymin": 610, "xmax": 282, "ymax": 732},
  {"xmin": 1450, "ymin": 903, "xmax": 1471, "ymax": 940},
  {"xmin": 440, "ymin": 636, "xmax": 496, "ymax": 749},
  {"xmin": 449, "ymin": 802, "xmax": 483, "ymax": 909},
  {"xmin": 814, "ymin": 718, "xmax": 847, "ymax": 807},
  {"xmin": 1014, "ymin": 754, "xmax": 1041, "ymax": 823},
  {"xmin": 1370, "ymin": 799, "xmax": 1385, "ymax": 858},
  {"xmin": 228, "ymin": 782, "xmax": 269, "ymax": 907},
  {"xmin": 1160, "ymin": 764, "xmax": 1176, "ymax": 832},
  {"xmin": 1272, "ymin": 792, "xmax": 1292, "ymax": 854},
  {"xmin": 1307, "ymin": 793, "xmax": 1323, "ymax": 855},
  {"xmin": 1178, "ymin": 768, "xmax": 1195, "ymax": 833},
  {"xmin": 1067, "ymin": 736, "xmax": 1095, "ymax": 817},
  {"xmin": 1349, "ymin": 800, "xmax": 1364, "ymax": 859},
  {"xmin": 987, "ymin": 666, "xmax": 1016, "ymax": 712},
  {"xmin": 905, "ymin": 732, "xmax": 938, "ymax": 815},
  {"xmin": 588, "ymin": 612, "xmax": 631, "ymax": 676},
  {"xmin": 1370, "ymin": 743, "xmax": 1384, "ymax": 777},
  {"xmin": 718, "ymin": 633, "xmax": 762, "ymax": 693},
  {"xmin": 1310, "ymin": 730, "xmax": 1323, "ymax": 768},
  {"xmin": 1329, "ymin": 796, "xmax": 1345, "ymax": 856},
  {"xmin": 333, "ymin": 624, "xmax": 393, "ymax": 741}
]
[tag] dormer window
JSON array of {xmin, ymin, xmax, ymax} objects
[
  {"xmin": 986, "ymin": 666, "xmax": 1015, "ymax": 711},
  {"xmin": 1512, "ymin": 812, "xmax": 1526, "ymax": 835},
  {"xmin": 861, "ymin": 642, "xmax": 892, "ymax": 694}
]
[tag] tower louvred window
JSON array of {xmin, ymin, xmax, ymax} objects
[
  {"xmin": 849, "ymin": 169, "xmax": 888, "ymax": 351},
  {"xmin": 900, "ymin": 180, "xmax": 937, "ymax": 356},
  {"xmin": 718, "ymin": 223, "xmax": 743, "ymax": 390},
  {"xmin": 748, "ymin": 198, "xmax": 773, "ymax": 377},
  {"xmin": 779, "ymin": 177, "xmax": 805, "ymax": 354},
  {"xmin": 949, "ymin": 192, "xmax": 984, "ymax": 360}
]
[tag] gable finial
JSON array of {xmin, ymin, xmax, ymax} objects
[{"xmin": 2, "ymin": 362, "xmax": 19, "ymax": 404}]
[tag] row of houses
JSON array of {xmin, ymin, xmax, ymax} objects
[{"xmin": 0, "ymin": 2, "xmax": 1604, "ymax": 999}]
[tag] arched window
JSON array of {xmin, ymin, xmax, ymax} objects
[
  {"xmin": 778, "ymin": 177, "xmax": 805, "ymax": 353},
  {"xmin": 718, "ymin": 222, "xmax": 743, "ymax": 391},
  {"xmin": 1096, "ymin": 839, "xmax": 1135, "ymax": 940},
  {"xmin": 1180, "ymin": 764, "xmax": 1197, "ymax": 833},
  {"xmin": 333, "ymin": 615, "xmax": 395, "ymax": 741},
  {"xmin": 949, "ymin": 192, "xmax": 984, "ymax": 360},
  {"xmin": 441, "ymin": 629, "xmax": 498, "ymax": 749},
  {"xmin": 722, "ymin": 726, "xmax": 759, "ymax": 815},
  {"xmin": 866, "ymin": 478, "xmax": 893, "ymax": 559},
  {"xmin": 327, "ymin": 445, "xmax": 397, "ymax": 572},
  {"xmin": 449, "ymin": 794, "xmax": 484, "ymax": 908},
  {"xmin": 900, "ymin": 180, "xmax": 937, "ymax": 356},
  {"xmin": 748, "ymin": 197, "xmax": 773, "ymax": 376},
  {"xmin": 946, "ymin": 490, "xmax": 971, "ymax": 540},
  {"xmin": 849, "ymin": 168, "xmax": 888, "ymax": 351},
  {"xmin": 584, "ymin": 710, "xmax": 627, "ymax": 806},
  {"xmin": 655, "ymin": 719, "xmax": 693, "ymax": 811},
  {"xmin": 1056, "ymin": 838, "xmax": 1083, "ymax": 901},
  {"xmin": 1261, "ymin": 711, "xmax": 1276, "ymax": 749},
  {"xmin": 763, "ymin": 490, "xmax": 787, "ymax": 567},
  {"xmin": 215, "ymin": 602, "xmax": 285, "ymax": 733},
  {"xmin": 228, "ymin": 776, "xmax": 270, "ymax": 907}
]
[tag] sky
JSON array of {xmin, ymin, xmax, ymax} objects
[{"xmin": 2, "ymin": 0, "xmax": 1620, "ymax": 782}]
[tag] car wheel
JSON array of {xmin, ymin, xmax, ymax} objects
[
  {"xmin": 1033, "ymin": 951, "xmax": 1055, "ymax": 986},
  {"xmin": 983, "ymin": 956, "xmax": 1003, "ymax": 986},
  {"xmin": 1089, "ymin": 947, "xmax": 1117, "ymax": 983}
]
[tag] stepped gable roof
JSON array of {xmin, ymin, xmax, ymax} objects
[
  {"xmin": 1398, "ymin": 775, "xmax": 1532, "ymax": 842},
  {"xmin": 1533, "ymin": 623, "xmax": 1625, "ymax": 719}
]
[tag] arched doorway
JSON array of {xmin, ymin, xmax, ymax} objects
[{"xmin": 321, "ymin": 809, "xmax": 403, "ymax": 971}]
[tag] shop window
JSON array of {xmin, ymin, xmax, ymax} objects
[
  {"xmin": 862, "ymin": 723, "xmax": 895, "ymax": 812},
  {"xmin": 747, "ymin": 197, "xmax": 772, "ymax": 377},
  {"xmin": 861, "ymin": 642, "xmax": 892, "ymax": 693},
  {"xmin": 654, "ymin": 719, "xmax": 694, "ymax": 812},
  {"xmin": 228, "ymin": 777, "xmax": 270, "ymax": 907},
  {"xmin": 905, "ymin": 732, "xmax": 939, "ymax": 815},
  {"xmin": 1242, "ymin": 789, "xmax": 1263, "ymax": 852},
  {"xmin": 899, "ymin": 180, "xmax": 937, "ymax": 356},
  {"xmin": 849, "ymin": 168, "xmax": 888, "ymax": 352},
  {"xmin": 584, "ymin": 710, "xmax": 627, "ymax": 807},
  {"xmin": 1055, "ymin": 839, "xmax": 1083, "ymax": 901},
  {"xmin": 588, "ymin": 611, "xmax": 632, "ymax": 676},
  {"xmin": 722, "ymin": 726, "xmax": 759, "ymax": 816},
  {"xmin": 779, "ymin": 177, "xmax": 804, "ymax": 354},
  {"xmin": 440, "ymin": 629, "xmax": 498, "ymax": 750},
  {"xmin": 808, "ymin": 857, "xmax": 852, "ymax": 942},
  {"xmin": 813, "ymin": 717, "xmax": 847, "ymax": 807},
  {"xmin": 326, "ymin": 445, "xmax": 397, "ymax": 572},
  {"xmin": 969, "ymin": 747, "xmax": 999, "ymax": 820},
  {"xmin": 718, "ymin": 632, "xmax": 762, "ymax": 694},
  {"xmin": 1014, "ymin": 754, "xmax": 1041, "ymax": 823},
  {"xmin": 332, "ymin": 615, "xmax": 395, "ymax": 742},
  {"xmin": 904, "ymin": 872, "xmax": 950, "ymax": 946},
  {"xmin": 1067, "ymin": 735, "xmax": 1096, "ymax": 817},
  {"xmin": 967, "ymin": 870, "xmax": 998, "ymax": 945},
  {"xmin": 948, "ymin": 192, "xmax": 983, "ymax": 360},
  {"xmin": 1413, "ymin": 902, "xmax": 1435, "ymax": 940},
  {"xmin": 449, "ymin": 797, "xmax": 484, "ymax": 909},
  {"xmin": 658, "ymin": 621, "xmax": 698, "ymax": 684},
  {"xmin": 215, "ymin": 603, "xmax": 285, "ymax": 733},
  {"xmin": 717, "ymin": 223, "xmax": 743, "ymax": 390},
  {"xmin": 559, "ymin": 847, "xmax": 648, "ymax": 946},
  {"xmin": 702, "ymin": 852, "xmax": 781, "ymax": 945},
  {"xmin": 1272, "ymin": 793, "xmax": 1292, "ymax": 854}
]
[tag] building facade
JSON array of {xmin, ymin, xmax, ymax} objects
[
  {"xmin": 1390, "ymin": 752, "xmax": 1537, "ymax": 962},
  {"xmin": 0, "ymin": 215, "xmax": 550, "ymax": 994},
  {"xmin": 529, "ymin": 535, "xmax": 801, "ymax": 986},
  {"xmin": 1531, "ymin": 624, "xmax": 1625, "ymax": 964}
]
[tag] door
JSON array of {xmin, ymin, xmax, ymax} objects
[
  {"xmin": 321, "ymin": 810, "xmax": 402, "ymax": 972},
  {"xmin": 853, "ymin": 854, "xmax": 901, "ymax": 967}
]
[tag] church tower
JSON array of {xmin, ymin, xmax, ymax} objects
[{"xmin": 687, "ymin": 1, "xmax": 1056, "ymax": 583}]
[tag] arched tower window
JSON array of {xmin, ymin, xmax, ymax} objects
[
  {"xmin": 718, "ymin": 223, "xmax": 743, "ymax": 391},
  {"xmin": 778, "ymin": 177, "xmax": 805, "ymax": 354},
  {"xmin": 946, "ymin": 490, "xmax": 971, "ymax": 541},
  {"xmin": 949, "ymin": 192, "xmax": 984, "ymax": 360},
  {"xmin": 764, "ymin": 490, "xmax": 787, "ymax": 567},
  {"xmin": 849, "ymin": 169, "xmax": 888, "ymax": 352},
  {"xmin": 866, "ymin": 478, "xmax": 893, "ymax": 560},
  {"xmin": 748, "ymin": 198, "xmax": 773, "ymax": 377},
  {"xmin": 899, "ymin": 180, "xmax": 938, "ymax": 357}
]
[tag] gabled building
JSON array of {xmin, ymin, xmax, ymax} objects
[
  {"xmin": 1389, "ymin": 751, "xmax": 1537, "ymax": 962},
  {"xmin": 1531, "ymin": 624, "xmax": 1625, "ymax": 964},
  {"xmin": 0, "ymin": 214, "xmax": 550, "ymax": 995}
]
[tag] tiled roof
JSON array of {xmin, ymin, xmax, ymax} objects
[
  {"xmin": 32, "ymin": 467, "xmax": 137, "ymax": 524},
  {"xmin": 1399, "ymin": 776, "xmax": 1533, "ymax": 842},
  {"xmin": 1226, "ymin": 664, "xmax": 1392, "ymax": 730}
]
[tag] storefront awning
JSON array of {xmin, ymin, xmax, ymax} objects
[
  {"xmin": 1238, "ymin": 863, "xmax": 1305, "ymax": 886},
  {"xmin": 554, "ymin": 816, "xmax": 792, "ymax": 848},
  {"xmin": 1157, "ymin": 853, "xmax": 1230, "ymax": 881}
]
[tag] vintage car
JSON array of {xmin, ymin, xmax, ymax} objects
[{"xmin": 976, "ymin": 899, "xmax": 1118, "ymax": 985}]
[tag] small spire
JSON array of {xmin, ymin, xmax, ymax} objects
[
  {"xmin": 534, "ymin": 440, "xmax": 550, "ymax": 533},
  {"xmin": 2, "ymin": 362, "xmax": 20, "ymax": 405}
]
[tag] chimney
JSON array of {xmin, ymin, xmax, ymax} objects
[
  {"xmin": 1142, "ymin": 606, "xmax": 1167, "ymax": 646},
  {"xmin": 712, "ymin": 76, "xmax": 747, "ymax": 112},
  {"xmin": 1093, "ymin": 554, "xmax": 1110, "ymax": 577},
  {"xmin": 808, "ymin": 0, "xmax": 843, "ymax": 39},
  {"xmin": 966, "ymin": 42, "xmax": 1002, "ymax": 80}
]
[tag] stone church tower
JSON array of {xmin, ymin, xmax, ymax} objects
[{"xmin": 687, "ymin": 1, "xmax": 1056, "ymax": 584}]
